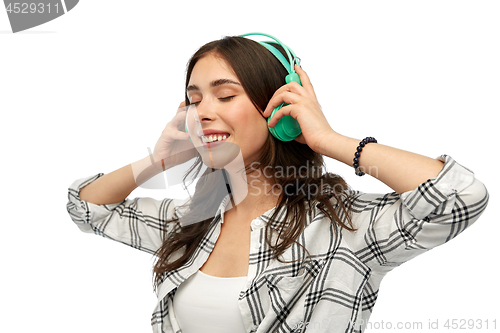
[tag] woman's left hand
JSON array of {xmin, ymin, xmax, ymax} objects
[{"xmin": 263, "ymin": 65, "xmax": 335, "ymax": 155}]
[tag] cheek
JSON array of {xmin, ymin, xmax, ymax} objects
[
  {"xmin": 236, "ymin": 107, "xmax": 268, "ymax": 133},
  {"xmin": 228, "ymin": 100, "xmax": 269, "ymax": 143},
  {"xmin": 238, "ymin": 115, "xmax": 268, "ymax": 141}
]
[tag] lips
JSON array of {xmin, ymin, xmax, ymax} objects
[
  {"xmin": 198, "ymin": 129, "xmax": 230, "ymax": 136},
  {"xmin": 200, "ymin": 134, "xmax": 230, "ymax": 145}
]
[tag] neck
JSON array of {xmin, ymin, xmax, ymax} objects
[{"xmin": 222, "ymin": 153, "xmax": 280, "ymax": 217}]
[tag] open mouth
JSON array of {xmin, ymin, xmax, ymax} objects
[{"xmin": 199, "ymin": 134, "xmax": 230, "ymax": 146}]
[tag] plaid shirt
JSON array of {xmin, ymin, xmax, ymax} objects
[{"xmin": 66, "ymin": 155, "xmax": 488, "ymax": 333}]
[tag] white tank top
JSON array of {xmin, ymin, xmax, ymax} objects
[{"xmin": 173, "ymin": 269, "xmax": 248, "ymax": 333}]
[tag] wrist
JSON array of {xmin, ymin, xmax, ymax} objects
[
  {"xmin": 132, "ymin": 155, "xmax": 164, "ymax": 186},
  {"xmin": 321, "ymin": 131, "xmax": 351, "ymax": 161}
]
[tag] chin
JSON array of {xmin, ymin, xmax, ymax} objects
[{"xmin": 197, "ymin": 141, "xmax": 242, "ymax": 170}]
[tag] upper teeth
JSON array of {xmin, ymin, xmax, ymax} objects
[{"xmin": 201, "ymin": 134, "xmax": 228, "ymax": 143}]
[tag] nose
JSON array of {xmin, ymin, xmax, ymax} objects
[
  {"xmin": 194, "ymin": 99, "xmax": 218, "ymax": 123},
  {"xmin": 186, "ymin": 99, "xmax": 218, "ymax": 136}
]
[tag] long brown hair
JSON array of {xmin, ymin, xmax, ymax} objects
[{"xmin": 152, "ymin": 36, "xmax": 355, "ymax": 291}]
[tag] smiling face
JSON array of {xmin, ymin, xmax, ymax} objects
[{"xmin": 186, "ymin": 53, "xmax": 270, "ymax": 167}]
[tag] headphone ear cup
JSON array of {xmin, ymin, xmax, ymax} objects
[
  {"xmin": 268, "ymin": 73, "xmax": 303, "ymax": 141},
  {"xmin": 185, "ymin": 122, "xmax": 192, "ymax": 142},
  {"xmin": 268, "ymin": 104, "xmax": 302, "ymax": 141}
]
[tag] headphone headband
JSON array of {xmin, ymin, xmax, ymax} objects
[
  {"xmin": 238, "ymin": 32, "xmax": 300, "ymax": 74},
  {"xmin": 238, "ymin": 32, "xmax": 303, "ymax": 141}
]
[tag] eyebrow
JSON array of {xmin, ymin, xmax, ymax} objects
[{"xmin": 186, "ymin": 78, "xmax": 241, "ymax": 92}]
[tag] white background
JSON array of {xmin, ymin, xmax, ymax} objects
[{"xmin": 1, "ymin": 1, "xmax": 498, "ymax": 332}]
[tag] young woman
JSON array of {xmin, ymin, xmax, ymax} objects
[{"xmin": 67, "ymin": 33, "xmax": 489, "ymax": 333}]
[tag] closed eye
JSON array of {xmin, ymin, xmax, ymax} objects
[
  {"xmin": 219, "ymin": 96, "xmax": 235, "ymax": 102},
  {"xmin": 189, "ymin": 96, "xmax": 235, "ymax": 106}
]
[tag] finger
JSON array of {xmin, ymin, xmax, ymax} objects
[
  {"xmin": 172, "ymin": 129, "xmax": 191, "ymax": 141},
  {"xmin": 176, "ymin": 103, "xmax": 188, "ymax": 115},
  {"xmin": 294, "ymin": 65, "xmax": 317, "ymax": 98},
  {"xmin": 179, "ymin": 101, "xmax": 186, "ymax": 108},
  {"xmin": 267, "ymin": 103, "xmax": 296, "ymax": 128},
  {"xmin": 263, "ymin": 88, "xmax": 303, "ymax": 118},
  {"xmin": 172, "ymin": 109, "xmax": 188, "ymax": 130},
  {"xmin": 173, "ymin": 109, "xmax": 187, "ymax": 121}
]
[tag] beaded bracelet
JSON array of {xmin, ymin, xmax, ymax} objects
[{"xmin": 353, "ymin": 137, "xmax": 377, "ymax": 176}]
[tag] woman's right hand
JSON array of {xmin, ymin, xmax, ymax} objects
[{"xmin": 152, "ymin": 101, "xmax": 198, "ymax": 168}]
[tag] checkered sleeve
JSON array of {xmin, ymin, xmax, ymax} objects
[
  {"xmin": 345, "ymin": 155, "xmax": 489, "ymax": 274},
  {"xmin": 66, "ymin": 173, "xmax": 182, "ymax": 255}
]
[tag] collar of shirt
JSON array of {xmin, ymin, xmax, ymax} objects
[{"xmin": 157, "ymin": 192, "xmax": 293, "ymax": 301}]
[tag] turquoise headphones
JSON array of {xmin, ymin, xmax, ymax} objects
[{"xmin": 185, "ymin": 32, "xmax": 302, "ymax": 142}]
